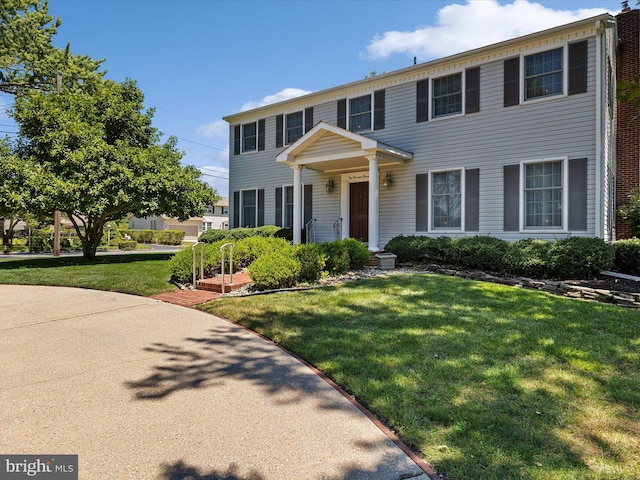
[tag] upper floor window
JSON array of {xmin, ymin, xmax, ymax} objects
[
  {"xmin": 525, "ymin": 48, "xmax": 563, "ymax": 100},
  {"xmin": 433, "ymin": 73, "xmax": 462, "ymax": 118},
  {"xmin": 286, "ymin": 112, "xmax": 304, "ymax": 145},
  {"xmin": 242, "ymin": 122, "xmax": 257, "ymax": 152},
  {"xmin": 349, "ymin": 95, "xmax": 372, "ymax": 132}
]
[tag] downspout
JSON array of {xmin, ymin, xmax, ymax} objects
[{"xmin": 595, "ymin": 19, "xmax": 604, "ymax": 239}]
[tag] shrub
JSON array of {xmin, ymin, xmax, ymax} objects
[
  {"xmin": 154, "ymin": 230, "xmax": 185, "ymax": 245},
  {"xmin": 341, "ymin": 238, "xmax": 371, "ymax": 269},
  {"xmin": 321, "ymin": 241, "xmax": 350, "ymax": 275},
  {"xmin": 503, "ymin": 238, "xmax": 552, "ymax": 278},
  {"xmin": 122, "ymin": 229, "xmax": 154, "ymax": 243},
  {"xmin": 447, "ymin": 236, "xmax": 510, "ymax": 272},
  {"xmin": 384, "ymin": 235, "xmax": 428, "ymax": 263},
  {"xmin": 295, "ymin": 243, "xmax": 327, "ymax": 282},
  {"xmin": 170, "ymin": 242, "xmax": 225, "ymax": 284},
  {"xmin": 248, "ymin": 252, "xmax": 301, "ymax": 290},
  {"xmin": 613, "ymin": 238, "xmax": 640, "ymax": 276},
  {"xmin": 617, "ymin": 188, "xmax": 640, "ymax": 237},
  {"xmin": 118, "ymin": 240, "xmax": 137, "ymax": 251},
  {"xmin": 547, "ymin": 237, "xmax": 614, "ymax": 278},
  {"xmin": 199, "ymin": 229, "xmax": 229, "ymax": 243},
  {"xmin": 425, "ymin": 236, "xmax": 452, "ymax": 263},
  {"xmin": 233, "ymin": 236, "xmax": 293, "ymax": 268}
]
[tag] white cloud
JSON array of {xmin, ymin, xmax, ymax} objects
[
  {"xmin": 365, "ymin": 0, "xmax": 613, "ymax": 61},
  {"xmin": 240, "ymin": 87, "xmax": 313, "ymax": 111},
  {"xmin": 196, "ymin": 119, "xmax": 227, "ymax": 139},
  {"xmin": 199, "ymin": 164, "xmax": 229, "ymax": 196}
]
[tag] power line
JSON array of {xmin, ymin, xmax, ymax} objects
[
  {"xmin": 173, "ymin": 135, "xmax": 227, "ymax": 152},
  {"xmin": 200, "ymin": 166, "xmax": 228, "ymax": 174},
  {"xmin": 200, "ymin": 172, "xmax": 228, "ymax": 180}
]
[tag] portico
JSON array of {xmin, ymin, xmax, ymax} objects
[{"xmin": 276, "ymin": 121, "xmax": 412, "ymax": 250}]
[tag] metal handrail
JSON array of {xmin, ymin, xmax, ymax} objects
[
  {"xmin": 220, "ymin": 243, "xmax": 234, "ymax": 294},
  {"xmin": 192, "ymin": 242, "xmax": 205, "ymax": 288},
  {"xmin": 333, "ymin": 217, "xmax": 342, "ymax": 241},
  {"xmin": 305, "ymin": 218, "xmax": 316, "ymax": 243}
]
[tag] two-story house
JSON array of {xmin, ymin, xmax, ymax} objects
[{"xmin": 225, "ymin": 10, "xmax": 639, "ymax": 251}]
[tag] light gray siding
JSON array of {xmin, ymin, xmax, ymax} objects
[{"xmin": 228, "ymin": 23, "xmax": 613, "ymax": 247}]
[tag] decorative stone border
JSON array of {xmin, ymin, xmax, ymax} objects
[{"xmin": 426, "ymin": 265, "xmax": 640, "ymax": 310}]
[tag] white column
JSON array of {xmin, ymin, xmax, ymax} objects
[
  {"xmin": 367, "ymin": 154, "xmax": 381, "ymax": 251},
  {"xmin": 292, "ymin": 165, "xmax": 303, "ymax": 245}
]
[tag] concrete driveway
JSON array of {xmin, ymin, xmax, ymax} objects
[{"xmin": 0, "ymin": 285, "xmax": 432, "ymax": 480}]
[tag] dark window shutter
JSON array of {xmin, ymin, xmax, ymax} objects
[
  {"xmin": 374, "ymin": 89, "xmax": 385, "ymax": 130},
  {"xmin": 568, "ymin": 40, "xmax": 588, "ymax": 95},
  {"xmin": 465, "ymin": 67, "xmax": 480, "ymax": 114},
  {"xmin": 305, "ymin": 107, "xmax": 314, "ymax": 133},
  {"xmin": 569, "ymin": 158, "xmax": 588, "ymax": 230},
  {"xmin": 233, "ymin": 191, "xmax": 240, "ymax": 229},
  {"xmin": 337, "ymin": 99, "xmax": 347, "ymax": 129},
  {"xmin": 303, "ymin": 184, "xmax": 313, "ymax": 226},
  {"xmin": 465, "ymin": 168, "xmax": 480, "ymax": 231},
  {"xmin": 257, "ymin": 119, "xmax": 265, "ymax": 151},
  {"xmin": 233, "ymin": 125, "xmax": 240, "ymax": 155},
  {"xmin": 504, "ymin": 165, "xmax": 520, "ymax": 231},
  {"xmin": 416, "ymin": 79, "xmax": 429, "ymax": 122},
  {"xmin": 504, "ymin": 57, "xmax": 520, "ymax": 107},
  {"xmin": 275, "ymin": 187, "xmax": 283, "ymax": 227},
  {"xmin": 416, "ymin": 174, "xmax": 428, "ymax": 231},
  {"xmin": 275, "ymin": 115, "xmax": 283, "ymax": 148},
  {"xmin": 257, "ymin": 189, "xmax": 265, "ymax": 227}
]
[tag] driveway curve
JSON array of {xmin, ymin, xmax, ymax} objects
[{"xmin": 0, "ymin": 285, "xmax": 430, "ymax": 480}]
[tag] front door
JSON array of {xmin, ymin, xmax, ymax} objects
[{"xmin": 349, "ymin": 182, "xmax": 368, "ymax": 242}]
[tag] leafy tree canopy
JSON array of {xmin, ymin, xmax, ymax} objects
[
  {"xmin": 12, "ymin": 77, "xmax": 218, "ymax": 258},
  {"xmin": 0, "ymin": 0, "xmax": 103, "ymax": 94}
]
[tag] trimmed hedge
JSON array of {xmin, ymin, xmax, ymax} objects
[
  {"xmin": 612, "ymin": 238, "xmax": 640, "ymax": 276},
  {"xmin": 341, "ymin": 237, "xmax": 372, "ymax": 269},
  {"xmin": 384, "ymin": 235, "xmax": 616, "ymax": 279},
  {"xmin": 248, "ymin": 252, "xmax": 301, "ymax": 290},
  {"xmin": 198, "ymin": 225, "xmax": 281, "ymax": 243},
  {"xmin": 120, "ymin": 229, "xmax": 185, "ymax": 245},
  {"xmin": 118, "ymin": 240, "xmax": 137, "ymax": 251},
  {"xmin": 170, "ymin": 241, "xmax": 227, "ymax": 283},
  {"xmin": 295, "ymin": 243, "xmax": 327, "ymax": 282}
]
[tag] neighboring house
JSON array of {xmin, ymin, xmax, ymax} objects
[
  {"xmin": 224, "ymin": 10, "xmax": 640, "ymax": 251},
  {"xmin": 202, "ymin": 197, "xmax": 229, "ymax": 231},
  {"xmin": 128, "ymin": 197, "xmax": 230, "ymax": 242}
]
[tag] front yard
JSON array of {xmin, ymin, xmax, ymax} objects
[{"xmin": 200, "ymin": 273, "xmax": 640, "ymax": 480}]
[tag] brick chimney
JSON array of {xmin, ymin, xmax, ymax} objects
[{"xmin": 616, "ymin": 7, "xmax": 640, "ymax": 239}]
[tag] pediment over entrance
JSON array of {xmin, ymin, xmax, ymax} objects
[{"xmin": 276, "ymin": 121, "xmax": 412, "ymax": 173}]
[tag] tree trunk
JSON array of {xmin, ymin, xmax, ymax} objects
[{"xmin": 81, "ymin": 221, "xmax": 102, "ymax": 260}]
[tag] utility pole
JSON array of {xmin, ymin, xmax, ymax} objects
[{"xmin": 53, "ymin": 75, "xmax": 62, "ymax": 257}]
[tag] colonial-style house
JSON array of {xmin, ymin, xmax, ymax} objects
[{"xmin": 224, "ymin": 9, "xmax": 639, "ymax": 251}]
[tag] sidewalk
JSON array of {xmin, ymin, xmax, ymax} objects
[{"xmin": 0, "ymin": 285, "xmax": 435, "ymax": 480}]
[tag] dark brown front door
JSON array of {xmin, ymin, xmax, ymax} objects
[{"xmin": 349, "ymin": 182, "xmax": 368, "ymax": 242}]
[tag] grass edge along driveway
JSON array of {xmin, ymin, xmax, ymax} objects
[{"xmin": 200, "ymin": 273, "xmax": 640, "ymax": 480}]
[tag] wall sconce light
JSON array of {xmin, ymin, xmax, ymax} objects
[
  {"xmin": 383, "ymin": 172, "xmax": 393, "ymax": 189},
  {"xmin": 325, "ymin": 178, "xmax": 335, "ymax": 194}
]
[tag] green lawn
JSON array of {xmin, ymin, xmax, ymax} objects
[
  {"xmin": 200, "ymin": 274, "xmax": 640, "ymax": 480},
  {"xmin": 0, "ymin": 253, "xmax": 177, "ymax": 296}
]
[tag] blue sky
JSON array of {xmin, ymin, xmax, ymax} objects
[{"xmin": 2, "ymin": 0, "xmax": 625, "ymax": 196}]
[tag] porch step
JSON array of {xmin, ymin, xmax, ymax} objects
[{"xmin": 195, "ymin": 272, "xmax": 252, "ymax": 293}]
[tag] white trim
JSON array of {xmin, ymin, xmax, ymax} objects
[
  {"xmin": 519, "ymin": 157, "xmax": 569, "ymax": 233},
  {"xmin": 280, "ymin": 184, "xmax": 305, "ymax": 229},
  {"xmin": 348, "ymin": 93, "xmax": 373, "ymax": 133},
  {"xmin": 240, "ymin": 121, "xmax": 258, "ymax": 154},
  {"xmin": 595, "ymin": 21, "xmax": 603, "ymax": 239},
  {"xmin": 427, "ymin": 168, "xmax": 466, "ymax": 233}
]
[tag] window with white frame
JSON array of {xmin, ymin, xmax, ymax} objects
[
  {"xmin": 524, "ymin": 160, "xmax": 563, "ymax": 228},
  {"xmin": 242, "ymin": 122, "xmax": 257, "ymax": 152},
  {"xmin": 431, "ymin": 170, "xmax": 462, "ymax": 229},
  {"xmin": 286, "ymin": 112, "xmax": 304, "ymax": 145},
  {"xmin": 525, "ymin": 48, "xmax": 563, "ymax": 100},
  {"xmin": 349, "ymin": 95, "xmax": 371, "ymax": 132},
  {"xmin": 433, "ymin": 73, "xmax": 462, "ymax": 118},
  {"xmin": 241, "ymin": 189, "xmax": 257, "ymax": 228}
]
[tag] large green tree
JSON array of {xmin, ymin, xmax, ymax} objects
[
  {"xmin": 0, "ymin": 0, "xmax": 102, "ymax": 94},
  {"xmin": 12, "ymin": 77, "xmax": 217, "ymax": 258}
]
